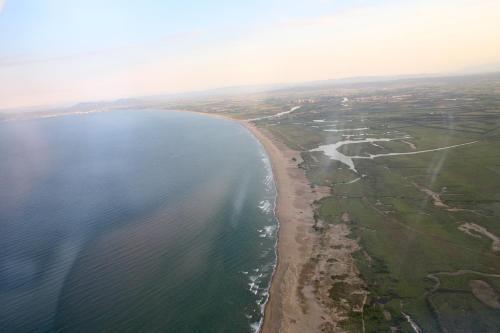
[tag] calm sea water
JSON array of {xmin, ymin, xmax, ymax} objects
[{"xmin": 0, "ymin": 110, "xmax": 277, "ymax": 332}]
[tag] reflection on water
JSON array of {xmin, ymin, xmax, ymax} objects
[{"xmin": 0, "ymin": 110, "xmax": 277, "ymax": 332}]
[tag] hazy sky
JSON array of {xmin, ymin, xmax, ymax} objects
[{"xmin": 1, "ymin": 0, "xmax": 500, "ymax": 109}]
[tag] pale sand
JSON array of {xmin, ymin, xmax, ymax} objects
[
  {"xmin": 177, "ymin": 110, "xmax": 337, "ymax": 332},
  {"xmin": 239, "ymin": 121, "xmax": 334, "ymax": 333}
]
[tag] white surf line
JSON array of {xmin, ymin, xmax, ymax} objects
[
  {"xmin": 352, "ymin": 141, "xmax": 478, "ymax": 160},
  {"xmin": 247, "ymin": 105, "xmax": 301, "ymax": 121}
]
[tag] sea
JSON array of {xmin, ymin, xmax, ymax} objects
[{"xmin": 0, "ymin": 109, "xmax": 278, "ymax": 332}]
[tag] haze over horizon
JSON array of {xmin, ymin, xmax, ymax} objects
[{"xmin": 1, "ymin": 0, "xmax": 500, "ymax": 109}]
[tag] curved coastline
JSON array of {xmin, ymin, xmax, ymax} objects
[
  {"xmin": 0, "ymin": 109, "xmax": 282, "ymax": 332},
  {"xmin": 4, "ymin": 107, "xmax": 330, "ymax": 331},
  {"xmin": 179, "ymin": 110, "xmax": 283, "ymax": 331},
  {"xmin": 240, "ymin": 120, "xmax": 330, "ymax": 333},
  {"xmin": 237, "ymin": 121, "xmax": 284, "ymax": 333},
  {"xmin": 184, "ymin": 109, "xmax": 331, "ymax": 332},
  {"xmin": 5, "ymin": 107, "xmax": 283, "ymax": 331},
  {"xmin": 25, "ymin": 107, "xmax": 326, "ymax": 331},
  {"xmin": 172, "ymin": 110, "xmax": 283, "ymax": 331}
]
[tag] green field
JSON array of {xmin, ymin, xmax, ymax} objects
[
  {"xmin": 259, "ymin": 75, "xmax": 500, "ymax": 332},
  {"xmin": 162, "ymin": 74, "xmax": 500, "ymax": 332}
]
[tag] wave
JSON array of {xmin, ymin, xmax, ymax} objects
[
  {"xmin": 258, "ymin": 200, "xmax": 272, "ymax": 214},
  {"xmin": 258, "ymin": 225, "xmax": 276, "ymax": 238},
  {"xmin": 260, "ymin": 153, "xmax": 274, "ymax": 193},
  {"xmin": 246, "ymin": 260, "xmax": 276, "ymax": 332},
  {"xmin": 243, "ymin": 131, "xmax": 280, "ymax": 333}
]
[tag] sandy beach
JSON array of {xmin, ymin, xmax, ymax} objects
[
  {"xmin": 241, "ymin": 120, "xmax": 366, "ymax": 333},
  {"xmin": 238, "ymin": 121, "xmax": 335, "ymax": 333},
  {"xmin": 184, "ymin": 110, "xmax": 355, "ymax": 332}
]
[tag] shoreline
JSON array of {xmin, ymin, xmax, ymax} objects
[
  {"xmin": 30, "ymin": 107, "xmax": 331, "ymax": 331},
  {"xmin": 239, "ymin": 120, "xmax": 330, "ymax": 333},
  {"xmin": 9, "ymin": 107, "xmax": 336, "ymax": 331},
  {"xmin": 239, "ymin": 121, "xmax": 287, "ymax": 333},
  {"xmin": 182, "ymin": 109, "xmax": 332, "ymax": 332}
]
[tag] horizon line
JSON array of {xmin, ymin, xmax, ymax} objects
[{"xmin": 2, "ymin": 69, "xmax": 499, "ymax": 113}]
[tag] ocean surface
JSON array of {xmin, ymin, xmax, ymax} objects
[{"xmin": 0, "ymin": 110, "xmax": 278, "ymax": 332}]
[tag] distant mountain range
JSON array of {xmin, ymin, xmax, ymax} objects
[{"xmin": 2, "ymin": 69, "xmax": 500, "ymax": 114}]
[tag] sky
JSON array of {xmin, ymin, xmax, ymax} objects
[{"xmin": 1, "ymin": 0, "xmax": 500, "ymax": 109}]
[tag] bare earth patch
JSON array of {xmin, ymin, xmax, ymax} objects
[
  {"xmin": 299, "ymin": 216, "xmax": 367, "ymax": 332},
  {"xmin": 414, "ymin": 183, "xmax": 449, "ymax": 209},
  {"xmin": 469, "ymin": 280, "xmax": 500, "ymax": 309},
  {"xmin": 401, "ymin": 140, "xmax": 416, "ymax": 149},
  {"xmin": 458, "ymin": 223, "xmax": 500, "ymax": 252},
  {"xmin": 413, "ymin": 182, "xmax": 476, "ymax": 213}
]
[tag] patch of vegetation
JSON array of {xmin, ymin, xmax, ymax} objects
[
  {"xmin": 260, "ymin": 75, "xmax": 500, "ymax": 332},
  {"xmin": 165, "ymin": 74, "xmax": 500, "ymax": 332}
]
